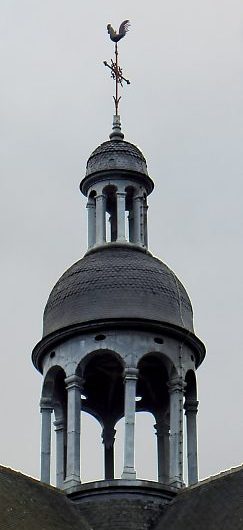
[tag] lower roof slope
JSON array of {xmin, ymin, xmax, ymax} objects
[
  {"xmin": 155, "ymin": 465, "xmax": 243, "ymax": 530},
  {"xmin": 0, "ymin": 466, "xmax": 90, "ymax": 530}
]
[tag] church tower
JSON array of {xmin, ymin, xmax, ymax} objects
[{"xmin": 32, "ymin": 23, "xmax": 206, "ymax": 527}]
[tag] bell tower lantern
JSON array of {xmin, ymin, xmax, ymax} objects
[
  {"xmin": 32, "ymin": 111, "xmax": 205, "ymax": 490},
  {"xmin": 82, "ymin": 115, "xmax": 153, "ymax": 250},
  {"xmin": 32, "ymin": 20, "xmax": 206, "ymax": 525}
]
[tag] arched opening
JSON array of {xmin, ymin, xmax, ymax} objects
[
  {"xmin": 125, "ymin": 185, "xmax": 135, "ymax": 242},
  {"xmin": 137, "ymin": 353, "xmax": 170, "ymax": 418},
  {"xmin": 185, "ymin": 370, "xmax": 197, "ymax": 402},
  {"xmin": 103, "ymin": 185, "xmax": 117, "ymax": 242},
  {"xmin": 143, "ymin": 192, "xmax": 148, "ymax": 247},
  {"xmin": 79, "ymin": 350, "xmax": 124, "ymax": 481},
  {"xmin": 41, "ymin": 366, "xmax": 67, "ymax": 487},
  {"xmin": 114, "ymin": 416, "xmax": 124, "ymax": 478},
  {"xmin": 184, "ymin": 369, "xmax": 198, "ymax": 485},
  {"xmin": 137, "ymin": 354, "xmax": 170, "ymax": 483},
  {"xmin": 115, "ymin": 411, "xmax": 157, "ymax": 481},
  {"xmin": 88, "ymin": 189, "xmax": 97, "ymax": 202},
  {"xmin": 42, "ymin": 366, "xmax": 66, "ymax": 403},
  {"xmin": 87, "ymin": 190, "xmax": 97, "ymax": 248},
  {"xmin": 81, "ymin": 412, "xmax": 103, "ymax": 483},
  {"xmin": 135, "ymin": 411, "xmax": 157, "ymax": 480}
]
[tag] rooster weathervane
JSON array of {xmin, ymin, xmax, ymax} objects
[{"xmin": 104, "ymin": 20, "xmax": 130, "ymax": 116}]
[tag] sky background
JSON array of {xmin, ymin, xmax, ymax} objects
[{"xmin": 0, "ymin": 0, "xmax": 242, "ymax": 484}]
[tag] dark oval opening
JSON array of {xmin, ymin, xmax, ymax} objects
[
  {"xmin": 95, "ymin": 334, "xmax": 106, "ymax": 342},
  {"xmin": 50, "ymin": 351, "xmax": 56, "ymax": 359},
  {"xmin": 154, "ymin": 337, "xmax": 164, "ymax": 344}
]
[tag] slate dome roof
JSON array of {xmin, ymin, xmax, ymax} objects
[
  {"xmin": 85, "ymin": 140, "xmax": 148, "ymax": 177},
  {"xmin": 43, "ymin": 245, "xmax": 194, "ymax": 338}
]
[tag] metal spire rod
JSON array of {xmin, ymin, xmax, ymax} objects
[{"xmin": 104, "ymin": 20, "xmax": 130, "ymax": 116}]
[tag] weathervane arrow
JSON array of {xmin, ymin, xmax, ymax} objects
[{"xmin": 104, "ymin": 20, "xmax": 130, "ymax": 116}]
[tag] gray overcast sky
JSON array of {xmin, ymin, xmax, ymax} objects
[{"xmin": 0, "ymin": 0, "xmax": 242, "ymax": 483}]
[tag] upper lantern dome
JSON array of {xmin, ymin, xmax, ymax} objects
[
  {"xmin": 86, "ymin": 139, "xmax": 148, "ymax": 177},
  {"xmin": 80, "ymin": 116, "xmax": 154, "ymax": 197}
]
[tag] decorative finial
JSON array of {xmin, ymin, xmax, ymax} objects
[
  {"xmin": 109, "ymin": 115, "xmax": 124, "ymax": 141},
  {"xmin": 104, "ymin": 20, "xmax": 130, "ymax": 117}
]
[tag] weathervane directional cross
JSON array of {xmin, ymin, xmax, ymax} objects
[{"xmin": 104, "ymin": 20, "xmax": 130, "ymax": 116}]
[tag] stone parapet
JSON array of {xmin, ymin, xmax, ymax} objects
[{"xmin": 69, "ymin": 479, "xmax": 177, "ymax": 530}]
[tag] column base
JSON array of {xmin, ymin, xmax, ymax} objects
[
  {"xmin": 63, "ymin": 476, "xmax": 81, "ymax": 493},
  {"xmin": 169, "ymin": 479, "xmax": 184, "ymax": 489},
  {"xmin": 158, "ymin": 476, "xmax": 170, "ymax": 485},
  {"xmin": 122, "ymin": 467, "xmax": 137, "ymax": 480}
]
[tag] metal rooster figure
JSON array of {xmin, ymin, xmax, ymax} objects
[{"xmin": 104, "ymin": 20, "xmax": 130, "ymax": 116}]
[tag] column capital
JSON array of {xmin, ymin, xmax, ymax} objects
[
  {"xmin": 65, "ymin": 375, "xmax": 84, "ymax": 390},
  {"xmin": 96, "ymin": 193, "xmax": 105, "ymax": 199},
  {"xmin": 184, "ymin": 399, "xmax": 199, "ymax": 414},
  {"xmin": 116, "ymin": 190, "xmax": 126, "ymax": 197},
  {"xmin": 86, "ymin": 200, "xmax": 96, "ymax": 208},
  {"xmin": 167, "ymin": 376, "xmax": 186, "ymax": 394},
  {"xmin": 123, "ymin": 367, "xmax": 139, "ymax": 381},
  {"xmin": 40, "ymin": 397, "xmax": 53, "ymax": 411},
  {"xmin": 134, "ymin": 193, "xmax": 143, "ymax": 200},
  {"xmin": 102, "ymin": 425, "xmax": 116, "ymax": 449},
  {"xmin": 53, "ymin": 418, "xmax": 64, "ymax": 431},
  {"xmin": 154, "ymin": 422, "xmax": 170, "ymax": 438}
]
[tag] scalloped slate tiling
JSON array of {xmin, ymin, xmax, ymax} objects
[{"xmin": 43, "ymin": 246, "xmax": 193, "ymax": 337}]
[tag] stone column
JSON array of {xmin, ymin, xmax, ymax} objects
[
  {"xmin": 168, "ymin": 377, "xmax": 186, "ymax": 488},
  {"xmin": 122, "ymin": 367, "xmax": 139, "ymax": 479},
  {"xmin": 95, "ymin": 194, "xmax": 106, "ymax": 245},
  {"xmin": 40, "ymin": 398, "xmax": 53, "ymax": 485},
  {"xmin": 184, "ymin": 399, "xmax": 199, "ymax": 485},
  {"xmin": 133, "ymin": 195, "xmax": 143, "ymax": 245},
  {"xmin": 110, "ymin": 205, "xmax": 117, "ymax": 242},
  {"xmin": 86, "ymin": 198, "xmax": 96, "ymax": 248},
  {"xmin": 116, "ymin": 191, "xmax": 126, "ymax": 241},
  {"xmin": 64, "ymin": 375, "xmax": 83, "ymax": 489},
  {"xmin": 102, "ymin": 423, "xmax": 116, "ymax": 480},
  {"xmin": 128, "ymin": 209, "xmax": 134, "ymax": 243},
  {"xmin": 143, "ymin": 201, "xmax": 148, "ymax": 247},
  {"xmin": 54, "ymin": 417, "xmax": 65, "ymax": 489},
  {"xmin": 154, "ymin": 415, "xmax": 170, "ymax": 484}
]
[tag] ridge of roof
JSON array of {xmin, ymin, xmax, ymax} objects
[
  {"xmin": 0, "ymin": 465, "xmax": 60, "ymax": 493},
  {"xmin": 154, "ymin": 463, "xmax": 243, "ymax": 530},
  {"xmin": 188, "ymin": 463, "xmax": 243, "ymax": 490}
]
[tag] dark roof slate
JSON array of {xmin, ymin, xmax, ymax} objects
[
  {"xmin": 155, "ymin": 466, "xmax": 243, "ymax": 530},
  {"xmin": 43, "ymin": 245, "xmax": 194, "ymax": 337},
  {"xmin": 85, "ymin": 139, "xmax": 148, "ymax": 177},
  {"xmin": 0, "ymin": 466, "xmax": 90, "ymax": 530}
]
